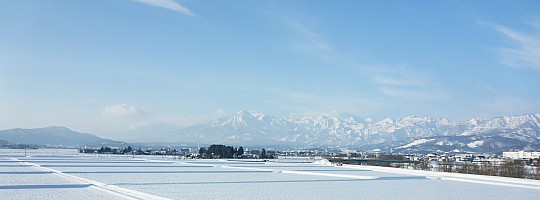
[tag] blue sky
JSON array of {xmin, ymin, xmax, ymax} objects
[{"xmin": 1, "ymin": 0, "xmax": 539, "ymax": 136}]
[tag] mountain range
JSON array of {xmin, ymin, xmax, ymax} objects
[
  {"xmin": 1, "ymin": 111, "xmax": 539, "ymax": 154},
  {"xmin": 160, "ymin": 111, "xmax": 540, "ymax": 154}
]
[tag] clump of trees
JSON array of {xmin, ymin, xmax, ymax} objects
[
  {"xmin": 260, "ymin": 148, "xmax": 270, "ymax": 159},
  {"xmin": 0, "ymin": 140, "xmax": 41, "ymax": 149},
  {"xmin": 79, "ymin": 146, "xmax": 133, "ymax": 154},
  {"xmin": 197, "ymin": 144, "xmax": 273, "ymax": 159},
  {"xmin": 198, "ymin": 144, "xmax": 243, "ymax": 159}
]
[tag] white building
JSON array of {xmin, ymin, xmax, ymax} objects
[{"xmin": 502, "ymin": 151, "xmax": 540, "ymax": 159}]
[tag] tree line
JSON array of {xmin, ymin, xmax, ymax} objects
[
  {"xmin": 79, "ymin": 146, "xmax": 133, "ymax": 154},
  {"xmin": 412, "ymin": 160, "xmax": 540, "ymax": 180},
  {"xmin": 356, "ymin": 155, "xmax": 540, "ymax": 180}
]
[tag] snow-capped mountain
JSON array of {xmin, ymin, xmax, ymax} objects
[{"xmin": 167, "ymin": 111, "xmax": 540, "ymax": 153}]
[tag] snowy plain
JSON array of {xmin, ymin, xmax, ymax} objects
[{"xmin": 1, "ymin": 149, "xmax": 540, "ymax": 199}]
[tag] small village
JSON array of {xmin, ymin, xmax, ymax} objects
[
  {"xmin": 78, "ymin": 145, "xmax": 540, "ymax": 163},
  {"xmin": 77, "ymin": 145, "xmax": 540, "ymax": 179}
]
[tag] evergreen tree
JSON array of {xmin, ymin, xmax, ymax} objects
[
  {"xmin": 237, "ymin": 146, "xmax": 244, "ymax": 156},
  {"xmin": 261, "ymin": 148, "xmax": 267, "ymax": 159},
  {"xmin": 199, "ymin": 147, "xmax": 207, "ymax": 158}
]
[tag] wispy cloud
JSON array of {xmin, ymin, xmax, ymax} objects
[
  {"xmin": 372, "ymin": 74, "xmax": 425, "ymax": 87},
  {"xmin": 287, "ymin": 19, "xmax": 332, "ymax": 51},
  {"xmin": 370, "ymin": 65, "xmax": 449, "ymax": 100},
  {"xmin": 265, "ymin": 87, "xmax": 316, "ymax": 101},
  {"xmin": 474, "ymin": 82, "xmax": 500, "ymax": 94},
  {"xmin": 277, "ymin": 15, "xmax": 449, "ymax": 101},
  {"xmin": 378, "ymin": 87, "xmax": 447, "ymax": 100},
  {"xmin": 133, "ymin": 0, "xmax": 196, "ymax": 16},
  {"xmin": 480, "ymin": 96, "xmax": 538, "ymax": 116},
  {"xmin": 493, "ymin": 20, "xmax": 540, "ymax": 70},
  {"xmin": 133, "ymin": 69, "xmax": 204, "ymax": 90},
  {"xmin": 102, "ymin": 104, "xmax": 143, "ymax": 118},
  {"xmin": 260, "ymin": 87, "xmax": 385, "ymax": 115},
  {"xmin": 283, "ymin": 19, "xmax": 344, "ymax": 62}
]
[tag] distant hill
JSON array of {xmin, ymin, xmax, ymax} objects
[{"xmin": 0, "ymin": 126, "xmax": 128, "ymax": 147}]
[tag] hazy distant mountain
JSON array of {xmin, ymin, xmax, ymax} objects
[
  {"xmin": 116, "ymin": 123, "xmax": 184, "ymax": 142},
  {"xmin": 164, "ymin": 111, "xmax": 540, "ymax": 153},
  {"xmin": 0, "ymin": 126, "xmax": 127, "ymax": 147}
]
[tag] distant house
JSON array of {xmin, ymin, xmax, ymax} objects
[
  {"xmin": 503, "ymin": 151, "xmax": 540, "ymax": 159},
  {"xmin": 250, "ymin": 150, "xmax": 261, "ymax": 155},
  {"xmin": 240, "ymin": 154, "xmax": 256, "ymax": 159},
  {"xmin": 180, "ymin": 148, "xmax": 191, "ymax": 155},
  {"xmin": 426, "ymin": 153, "xmax": 439, "ymax": 161}
]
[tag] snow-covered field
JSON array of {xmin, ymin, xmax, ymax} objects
[{"xmin": 1, "ymin": 149, "xmax": 540, "ymax": 199}]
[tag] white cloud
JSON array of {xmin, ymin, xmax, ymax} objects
[
  {"xmin": 213, "ymin": 109, "xmax": 228, "ymax": 118},
  {"xmin": 133, "ymin": 0, "xmax": 196, "ymax": 16},
  {"xmin": 494, "ymin": 21, "xmax": 540, "ymax": 70},
  {"xmin": 102, "ymin": 104, "xmax": 142, "ymax": 118}
]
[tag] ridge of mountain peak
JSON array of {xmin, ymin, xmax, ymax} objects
[{"xmin": 167, "ymin": 112, "xmax": 540, "ymax": 152}]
